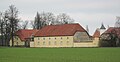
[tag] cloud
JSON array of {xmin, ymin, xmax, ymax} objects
[
  {"xmin": 0, "ymin": 0, "xmax": 120, "ymax": 35},
  {"xmin": 62, "ymin": 0, "xmax": 120, "ymax": 14}
]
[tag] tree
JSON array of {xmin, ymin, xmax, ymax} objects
[
  {"xmin": 99, "ymin": 27, "xmax": 120, "ymax": 47},
  {"xmin": 56, "ymin": 13, "xmax": 74, "ymax": 24},
  {"xmin": 3, "ymin": 11, "xmax": 11, "ymax": 46},
  {"xmin": 33, "ymin": 12, "xmax": 41, "ymax": 29},
  {"xmin": 19, "ymin": 20, "xmax": 29, "ymax": 29},
  {"xmin": 7, "ymin": 5, "xmax": 19, "ymax": 46},
  {"xmin": 0, "ymin": 11, "xmax": 11, "ymax": 46},
  {"xmin": 0, "ymin": 12, "xmax": 4, "ymax": 46},
  {"xmin": 32, "ymin": 12, "xmax": 75, "ymax": 29},
  {"xmin": 33, "ymin": 12, "xmax": 55, "ymax": 29},
  {"xmin": 114, "ymin": 16, "xmax": 120, "ymax": 28},
  {"xmin": 99, "ymin": 33, "xmax": 117, "ymax": 47}
]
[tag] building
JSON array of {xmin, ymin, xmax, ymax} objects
[
  {"xmin": 99, "ymin": 23, "xmax": 106, "ymax": 35},
  {"xmin": 93, "ymin": 23, "xmax": 106, "ymax": 40},
  {"xmin": 92, "ymin": 23, "xmax": 106, "ymax": 47},
  {"xmin": 9, "ymin": 29, "xmax": 38, "ymax": 47},
  {"xmin": 30, "ymin": 23, "xmax": 99, "ymax": 47},
  {"xmin": 93, "ymin": 28, "xmax": 100, "ymax": 39},
  {"xmin": 99, "ymin": 27, "xmax": 120, "ymax": 47},
  {"xmin": 95, "ymin": 17, "xmax": 120, "ymax": 47}
]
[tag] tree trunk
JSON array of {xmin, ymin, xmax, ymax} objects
[
  {"xmin": 11, "ymin": 22, "xmax": 14, "ymax": 47},
  {"xmin": 11, "ymin": 17, "xmax": 14, "ymax": 47},
  {"xmin": 0, "ymin": 23, "xmax": 3, "ymax": 46}
]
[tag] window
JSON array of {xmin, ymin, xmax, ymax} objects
[
  {"xmin": 67, "ymin": 41, "xmax": 69, "ymax": 45},
  {"xmin": 60, "ymin": 41, "xmax": 62, "ymax": 45},
  {"xmin": 31, "ymin": 38, "xmax": 34, "ymax": 41},
  {"xmin": 16, "ymin": 38, "xmax": 18, "ymax": 40},
  {"xmin": 54, "ymin": 41, "xmax": 56, "ymax": 45},
  {"xmin": 38, "ymin": 42, "xmax": 40, "ymax": 45},
  {"xmin": 43, "ymin": 38, "xmax": 45, "ymax": 40},
  {"xmin": 67, "ymin": 37, "xmax": 69, "ymax": 39},
  {"xmin": 43, "ymin": 41, "xmax": 45, "ymax": 45},
  {"xmin": 38, "ymin": 38, "xmax": 40, "ymax": 40},
  {"xmin": 67, "ymin": 41, "xmax": 69, "ymax": 43},
  {"xmin": 16, "ymin": 42, "xmax": 18, "ymax": 45},
  {"xmin": 49, "ymin": 41, "xmax": 51, "ymax": 45}
]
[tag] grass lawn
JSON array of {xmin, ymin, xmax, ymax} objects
[{"xmin": 0, "ymin": 47, "xmax": 120, "ymax": 62}]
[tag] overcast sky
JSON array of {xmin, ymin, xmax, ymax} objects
[{"xmin": 0, "ymin": 0, "xmax": 120, "ymax": 35}]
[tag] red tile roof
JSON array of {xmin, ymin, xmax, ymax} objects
[
  {"xmin": 16, "ymin": 29, "xmax": 38, "ymax": 41},
  {"xmin": 93, "ymin": 29, "xmax": 100, "ymax": 38},
  {"xmin": 104, "ymin": 27, "xmax": 120, "ymax": 38},
  {"xmin": 35, "ymin": 23, "xmax": 86, "ymax": 37}
]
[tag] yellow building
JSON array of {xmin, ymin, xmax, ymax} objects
[
  {"xmin": 92, "ymin": 23, "xmax": 106, "ymax": 47},
  {"xmin": 30, "ymin": 23, "xmax": 99, "ymax": 47},
  {"xmin": 9, "ymin": 29, "xmax": 38, "ymax": 47}
]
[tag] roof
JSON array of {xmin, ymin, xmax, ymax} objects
[
  {"xmin": 16, "ymin": 29, "xmax": 38, "ymax": 41},
  {"xmin": 35, "ymin": 23, "xmax": 86, "ymax": 37},
  {"xmin": 104, "ymin": 27, "xmax": 120, "ymax": 38},
  {"xmin": 100, "ymin": 23, "xmax": 106, "ymax": 29},
  {"xmin": 93, "ymin": 28, "xmax": 100, "ymax": 38}
]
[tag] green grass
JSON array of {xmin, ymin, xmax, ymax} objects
[{"xmin": 0, "ymin": 47, "xmax": 120, "ymax": 62}]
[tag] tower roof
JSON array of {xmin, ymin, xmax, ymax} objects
[{"xmin": 100, "ymin": 23, "xmax": 106, "ymax": 29}]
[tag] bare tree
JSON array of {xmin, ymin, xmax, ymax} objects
[
  {"xmin": 19, "ymin": 20, "xmax": 29, "ymax": 29},
  {"xmin": 0, "ymin": 11, "xmax": 11, "ymax": 46},
  {"xmin": 115, "ymin": 16, "xmax": 120, "ymax": 28},
  {"xmin": 7, "ymin": 5, "xmax": 19, "ymax": 46},
  {"xmin": 3, "ymin": 11, "xmax": 11, "ymax": 46},
  {"xmin": 99, "ymin": 33, "xmax": 117, "ymax": 47},
  {"xmin": 33, "ymin": 12, "xmax": 74, "ymax": 28},
  {"xmin": 0, "ymin": 12, "xmax": 4, "ymax": 46},
  {"xmin": 56, "ymin": 13, "xmax": 74, "ymax": 24},
  {"xmin": 99, "ymin": 28, "xmax": 120, "ymax": 47},
  {"xmin": 44, "ymin": 12, "xmax": 55, "ymax": 25},
  {"xmin": 33, "ymin": 12, "xmax": 55, "ymax": 29},
  {"xmin": 30, "ymin": 20, "xmax": 35, "ymax": 29},
  {"xmin": 22, "ymin": 21, "xmax": 29, "ymax": 29}
]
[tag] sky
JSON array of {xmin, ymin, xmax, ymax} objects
[{"xmin": 0, "ymin": 0, "xmax": 120, "ymax": 35}]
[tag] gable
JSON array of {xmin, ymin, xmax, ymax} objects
[
  {"xmin": 93, "ymin": 29, "xmax": 100, "ymax": 38},
  {"xmin": 74, "ymin": 32, "xmax": 90, "ymax": 42},
  {"xmin": 16, "ymin": 29, "xmax": 38, "ymax": 41}
]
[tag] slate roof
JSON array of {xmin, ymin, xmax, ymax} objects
[
  {"xmin": 35, "ymin": 23, "xmax": 87, "ymax": 37},
  {"xmin": 100, "ymin": 23, "xmax": 106, "ymax": 29},
  {"xmin": 15, "ymin": 29, "xmax": 38, "ymax": 41}
]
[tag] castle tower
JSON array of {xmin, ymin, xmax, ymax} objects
[
  {"xmin": 114, "ymin": 16, "xmax": 120, "ymax": 28},
  {"xmin": 99, "ymin": 23, "xmax": 106, "ymax": 35}
]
